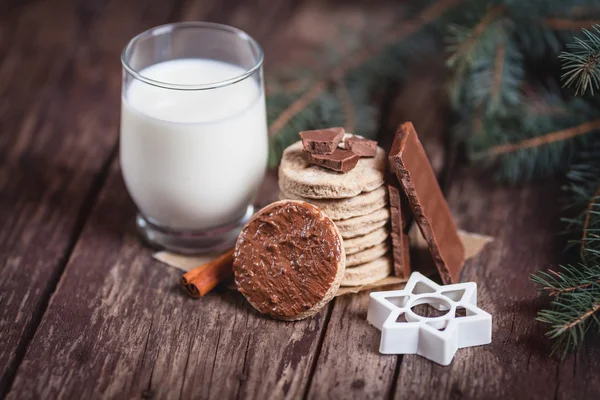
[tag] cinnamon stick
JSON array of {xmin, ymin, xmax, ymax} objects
[{"xmin": 181, "ymin": 249, "xmax": 234, "ymax": 298}]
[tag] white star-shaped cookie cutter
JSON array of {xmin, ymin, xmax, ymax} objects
[{"xmin": 367, "ymin": 272, "xmax": 492, "ymax": 366}]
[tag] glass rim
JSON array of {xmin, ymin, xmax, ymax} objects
[{"xmin": 121, "ymin": 21, "xmax": 264, "ymax": 91}]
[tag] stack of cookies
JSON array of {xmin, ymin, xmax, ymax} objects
[{"xmin": 278, "ymin": 128, "xmax": 394, "ymax": 287}]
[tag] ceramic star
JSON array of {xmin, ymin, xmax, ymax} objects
[{"xmin": 367, "ymin": 272, "xmax": 492, "ymax": 366}]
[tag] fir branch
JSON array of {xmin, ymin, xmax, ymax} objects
[
  {"xmin": 579, "ymin": 186, "xmax": 600, "ymax": 259},
  {"xmin": 465, "ymin": 88, "xmax": 600, "ymax": 182},
  {"xmin": 563, "ymin": 149, "xmax": 600, "ymax": 262},
  {"xmin": 540, "ymin": 299, "xmax": 600, "ymax": 355},
  {"xmin": 446, "ymin": 5, "xmax": 504, "ymax": 72},
  {"xmin": 468, "ymin": 26, "xmax": 523, "ymax": 116},
  {"xmin": 267, "ymin": 0, "xmax": 460, "ymax": 166},
  {"xmin": 267, "ymin": 0, "xmax": 463, "ymax": 138},
  {"xmin": 532, "ymin": 264, "xmax": 600, "ymax": 356},
  {"xmin": 545, "ymin": 19, "xmax": 600, "ymax": 31},
  {"xmin": 481, "ymin": 119, "xmax": 600, "ymax": 156},
  {"xmin": 446, "ymin": 5, "xmax": 524, "ymax": 117},
  {"xmin": 491, "ymin": 38, "xmax": 506, "ymax": 107},
  {"xmin": 532, "ymin": 149, "xmax": 600, "ymax": 356},
  {"xmin": 268, "ymin": 82, "xmax": 327, "ymax": 136},
  {"xmin": 560, "ymin": 25, "xmax": 600, "ymax": 95},
  {"xmin": 533, "ymin": 264, "xmax": 600, "ymax": 297}
]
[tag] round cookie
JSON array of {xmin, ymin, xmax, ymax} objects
[
  {"xmin": 341, "ymin": 256, "xmax": 393, "ymax": 286},
  {"xmin": 334, "ymin": 207, "xmax": 390, "ymax": 239},
  {"xmin": 279, "ymin": 140, "xmax": 387, "ymax": 199},
  {"xmin": 233, "ymin": 200, "xmax": 346, "ymax": 321},
  {"xmin": 279, "ymin": 185, "xmax": 388, "ymax": 221},
  {"xmin": 347, "ymin": 241, "xmax": 390, "ymax": 267},
  {"xmin": 344, "ymin": 226, "xmax": 390, "ymax": 255}
]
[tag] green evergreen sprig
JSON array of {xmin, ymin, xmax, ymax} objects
[
  {"xmin": 528, "ymin": 26, "xmax": 600, "ymax": 357},
  {"xmin": 532, "ymin": 264, "xmax": 600, "ymax": 356},
  {"xmin": 531, "ymin": 154, "xmax": 600, "ymax": 356},
  {"xmin": 560, "ymin": 26, "xmax": 600, "ymax": 95},
  {"xmin": 445, "ymin": 4, "xmax": 600, "ymax": 182}
]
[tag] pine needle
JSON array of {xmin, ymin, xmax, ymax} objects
[
  {"xmin": 483, "ymin": 119, "xmax": 600, "ymax": 156},
  {"xmin": 532, "ymin": 264, "xmax": 600, "ymax": 357},
  {"xmin": 560, "ymin": 25, "xmax": 600, "ymax": 95}
]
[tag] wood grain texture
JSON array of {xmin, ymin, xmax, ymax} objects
[
  {"xmin": 8, "ymin": 164, "xmax": 329, "ymax": 399},
  {"xmin": 393, "ymin": 175, "xmax": 562, "ymax": 400},
  {"xmin": 6, "ymin": 1, "xmax": 330, "ymax": 399},
  {"xmin": 0, "ymin": 0, "xmax": 170, "ymax": 393},
  {"xmin": 3, "ymin": 0, "xmax": 600, "ymax": 399},
  {"xmin": 306, "ymin": 294, "xmax": 399, "ymax": 399}
]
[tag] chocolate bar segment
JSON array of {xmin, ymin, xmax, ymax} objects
[
  {"xmin": 306, "ymin": 148, "xmax": 360, "ymax": 173},
  {"xmin": 388, "ymin": 184, "xmax": 411, "ymax": 278},
  {"xmin": 300, "ymin": 127, "xmax": 344, "ymax": 154},
  {"xmin": 388, "ymin": 122, "xmax": 465, "ymax": 284},
  {"xmin": 345, "ymin": 136, "xmax": 377, "ymax": 157}
]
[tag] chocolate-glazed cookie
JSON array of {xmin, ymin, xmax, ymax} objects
[{"xmin": 233, "ymin": 200, "xmax": 346, "ymax": 320}]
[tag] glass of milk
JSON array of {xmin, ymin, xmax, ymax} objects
[{"xmin": 121, "ymin": 22, "xmax": 267, "ymax": 253}]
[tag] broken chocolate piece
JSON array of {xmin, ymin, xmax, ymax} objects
[
  {"xmin": 300, "ymin": 127, "xmax": 345, "ymax": 154},
  {"xmin": 345, "ymin": 136, "xmax": 377, "ymax": 157},
  {"xmin": 306, "ymin": 148, "xmax": 360, "ymax": 173},
  {"xmin": 388, "ymin": 184, "xmax": 411, "ymax": 278},
  {"xmin": 233, "ymin": 200, "xmax": 345, "ymax": 320},
  {"xmin": 388, "ymin": 122, "xmax": 465, "ymax": 284}
]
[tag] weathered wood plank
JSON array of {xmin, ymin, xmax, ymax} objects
[
  {"xmin": 391, "ymin": 174, "xmax": 565, "ymax": 399},
  {"xmin": 8, "ymin": 165, "xmax": 328, "ymax": 399},
  {"xmin": 0, "ymin": 0, "xmax": 187, "ymax": 395},
  {"xmin": 0, "ymin": 0, "xmax": 117, "ymax": 394},
  {"xmin": 306, "ymin": 294, "xmax": 399, "ymax": 399},
  {"xmin": 6, "ymin": 1, "xmax": 599, "ymax": 399},
  {"xmin": 391, "ymin": 172, "xmax": 600, "ymax": 400},
  {"xmin": 7, "ymin": 1, "xmax": 342, "ymax": 399}
]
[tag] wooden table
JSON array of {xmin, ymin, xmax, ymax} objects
[{"xmin": 1, "ymin": 0, "xmax": 599, "ymax": 399}]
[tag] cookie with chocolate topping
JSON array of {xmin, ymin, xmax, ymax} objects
[
  {"xmin": 233, "ymin": 200, "xmax": 346, "ymax": 320},
  {"xmin": 279, "ymin": 140, "xmax": 387, "ymax": 199}
]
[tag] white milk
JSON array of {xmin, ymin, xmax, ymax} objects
[{"xmin": 120, "ymin": 59, "xmax": 268, "ymax": 231}]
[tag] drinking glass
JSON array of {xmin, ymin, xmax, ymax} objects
[{"xmin": 121, "ymin": 22, "xmax": 267, "ymax": 253}]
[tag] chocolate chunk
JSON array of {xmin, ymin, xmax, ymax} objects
[
  {"xmin": 345, "ymin": 136, "xmax": 377, "ymax": 157},
  {"xmin": 388, "ymin": 184, "xmax": 411, "ymax": 278},
  {"xmin": 233, "ymin": 200, "xmax": 345, "ymax": 320},
  {"xmin": 388, "ymin": 122, "xmax": 465, "ymax": 284},
  {"xmin": 306, "ymin": 148, "xmax": 360, "ymax": 173},
  {"xmin": 300, "ymin": 127, "xmax": 344, "ymax": 154}
]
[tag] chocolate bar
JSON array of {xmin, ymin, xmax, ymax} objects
[
  {"xmin": 300, "ymin": 127, "xmax": 344, "ymax": 154},
  {"xmin": 306, "ymin": 148, "xmax": 360, "ymax": 173},
  {"xmin": 388, "ymin": 122, "xmax": 465, "ymax": 284},
  {"xmin": 345, "ymin": 136, "xmax": 377, "ymax": 157},
  {"xmin": 388, "ymin": 184, "xmax": 411, "ymax": 278}
]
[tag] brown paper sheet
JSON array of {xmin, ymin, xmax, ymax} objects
[{"xmin": 153, "ymin": 230, "xmax": 492, "ymax": 296}]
